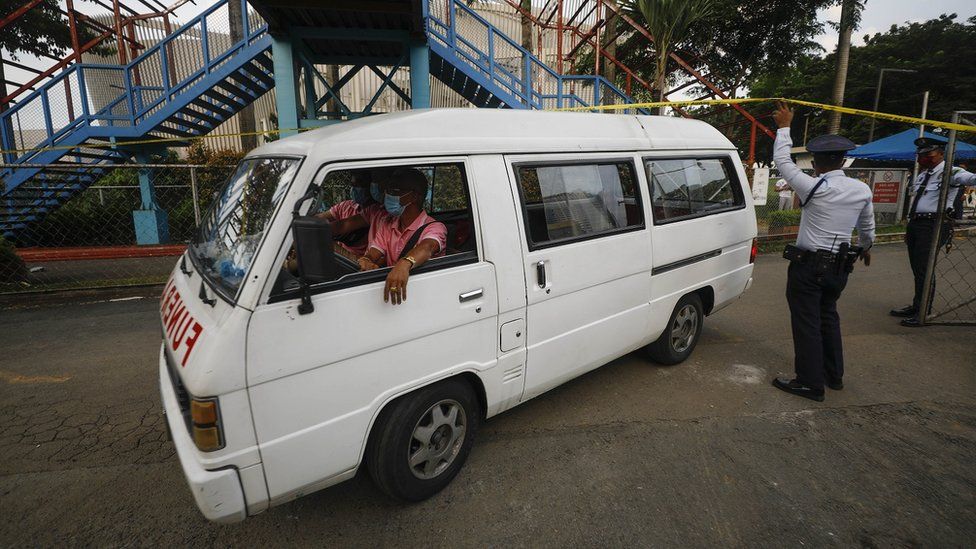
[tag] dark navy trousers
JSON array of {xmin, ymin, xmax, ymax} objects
[{"xmin": 786, "ymin": 261, "xmax": 849, "ymax": 390}]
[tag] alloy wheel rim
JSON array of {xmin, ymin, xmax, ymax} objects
[
  {"xmin": 408, "ymin": 399, "xmax": 467, "ymax": 480},
  {"xmin": 670, "ymin": 304, "xmax": 698, "ymax": 353}
]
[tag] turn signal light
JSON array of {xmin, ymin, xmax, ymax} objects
[
  {"xmin": 189, "ymin": 398, "xmax": 223, "ymax": 452},
  {"xmin": 191, "ymin": 399, "xmax": 218, "ymax": 425},
  {"xmin": 192, "ymin": 425, "xmax": 222, "ymax": 452},
  {"xmin": 750, "ymin": 239, "xmax": 758, "ymax": 264}
]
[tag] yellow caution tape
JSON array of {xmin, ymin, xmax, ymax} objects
[
  {"xmin": 1, "ymin": 97, "xmax": 973, "ymax": 157},
  {"xmin": 557, "ymin": 97, "xmax": 976, "ymax": 133}
]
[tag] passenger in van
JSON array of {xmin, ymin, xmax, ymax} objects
[
  {"xmin": 319, "ymin": 170, "xmax": 387, "ymax": 257},
  {"xmin": 357, "ymin": 167, "xmax": 447, "ymax": 305}
]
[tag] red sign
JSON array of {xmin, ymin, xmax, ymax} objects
[{"xmin": 873, "ymin": 181, "xmax": 900, "ymax": 204}]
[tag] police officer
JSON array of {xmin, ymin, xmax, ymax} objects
[
  {"xmin": 890, "ymin": 137, "xmax": 976, "ymax": 326},
  {"xmin": 770, "ymin": 102, "xmax": 875, "ymax": 402}
]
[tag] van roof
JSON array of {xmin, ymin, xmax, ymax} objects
[{"xmin": 248, "ymin": 108, "xmax": 736, "ymax": 161}]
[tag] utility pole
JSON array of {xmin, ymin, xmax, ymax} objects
[{"xmin": 868, "ymin": 68, "xmax": 916, "ymax": 142}]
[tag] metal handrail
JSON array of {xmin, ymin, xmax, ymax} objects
[
  {"xmin": 427, "ymin": 0, "xmax": 646, "ymax": 113},
  {"xmin": 0, "ymin": 0, "xmax": 267, "ymax": 164}
]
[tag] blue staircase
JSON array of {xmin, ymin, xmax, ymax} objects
[
  {"xmin": 1, "ymin": 0, "xmax": 644, "ymax": 241},
  {"xmin": 426, "ymin": 0, "xmax": 646, "ymax": 112},
  {"xmin": 0, "ymin": 0, "xmax": 273, "ymax": 239}
]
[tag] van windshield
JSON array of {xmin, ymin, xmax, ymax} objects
[{"xmin": 190, "ymin": 157, "xmax": 302, "ymax": 299}]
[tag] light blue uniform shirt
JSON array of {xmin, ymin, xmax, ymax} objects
[
  {"xmin": 773, "ymin": 128, "xmax": 876, "ymax": 253},
  {"xmin": 909, "ymin": 161, "xmax": 976, "ymax": 214}
]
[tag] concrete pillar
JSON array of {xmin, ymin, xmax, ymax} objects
[
  {"xmin": 273, "ymin": 36, "xmax": 300, "ymax": 137},
  {"xmin": 131, "ymin": 151, "xmax": 169, "ymax": 245},
  {"xmin": 409, "ymin": 41, "xmax": 431, "ymax": 109}
]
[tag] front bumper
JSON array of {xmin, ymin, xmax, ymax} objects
[{"xmin": 159, "ymin": 345, "xmax": 246, "ymax": 523}]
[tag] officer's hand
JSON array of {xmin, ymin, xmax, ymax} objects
[
  {"xmin": 860, "ymin": 251, "xmax": 871, "ymax": 266},
  {"xmin": 773, "ymin": 101, "xmax": 794, "ymax": 129}
]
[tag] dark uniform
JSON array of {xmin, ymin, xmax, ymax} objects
[
  {"xmin": 890, "ymin": 137, "xmax": 976, "ymax": 326},
  {"xmin": 772, "ymin": 130, "xmax": 875, "ymax": 402}
]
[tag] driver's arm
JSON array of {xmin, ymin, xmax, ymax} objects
[{"xmin": 384, "ymin": 238, "xmax": 440, "ymax": 305}]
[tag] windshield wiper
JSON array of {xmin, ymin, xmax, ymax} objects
[
  {"xmin": 199, "ymin": 281, "xmax": 216, "ymax": 307},
  {"xmin": 180, "ymin": 255, "xmax": 193, "ymax": 276}
]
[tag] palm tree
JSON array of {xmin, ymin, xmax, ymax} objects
[
  {"xmin": 827, "ymin": 0, "xmax": 865, "ymax": 133},
  {"xmin": 626, "ymin": 0, "xmax": 715, "ymax": 114}
]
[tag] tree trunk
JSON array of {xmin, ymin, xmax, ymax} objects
[
  {"xmin": 602, "ymin": 11, "xmax": 617, "ymax": 89},
  {"xmin": 656, "ymin": 49, "xmax": 668, "ymax": 115},
  {"xmin": 228, "ymin": 0, "xmax": 257, "ymax": 151},
  {"xmin": 520, "ymin": 0, "xmax": 533, "ymax": 52},
  {"xmin": 827, "ymin": 0, "xmax": 856, "ymax": 134}
]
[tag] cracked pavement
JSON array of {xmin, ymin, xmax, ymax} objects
[{"xmin": 0, "ymin": 244, "xmax": 973, "ymax": 547}]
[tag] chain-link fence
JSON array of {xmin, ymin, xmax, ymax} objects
[
  {"xmin": 926, "ymin": 222, "xmax": 976, "ymax": 324},
  {"xmin": 752, "ymin": 167, "xmax": 917, "ymax": 238},
  {"xmin": 1, "ymin": 163, "xmax": 233, "ymax": 294}
]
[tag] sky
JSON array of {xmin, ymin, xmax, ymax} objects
[
  {"xmin": 814, "ymin": 0, "xmax": 976, "ymax": 52},
  {"xmin": 5, "ymin": 0, "xmax": 976, "ymax": 105}
]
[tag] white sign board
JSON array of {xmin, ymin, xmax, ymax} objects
[{"xmin": 751, "ymin": 168, "xmax": 769, "ymax": 206}]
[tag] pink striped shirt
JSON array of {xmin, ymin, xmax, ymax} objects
[
  {"xmin": 368, "ymin": 210, "xmax": 447, "ymax": 267},
  {"xmin": 327, "ymin": 201, "xmax": 385, "ymax": 256}
]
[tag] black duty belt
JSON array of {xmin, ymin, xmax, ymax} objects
[
  {"xmin": 783, "ymin": 243, "xmax": 862, "ymax": 274},
  {"xmin": 908, "ymin": 212, "xmax": 939, "ymax": 221}
]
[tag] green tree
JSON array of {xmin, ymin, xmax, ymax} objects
[
  {"xmin": 625, "ymin": 0, "xmax": 716, "ymax": 112},
  {"xmin": 749, "ymin": 14, "xmax": 976, "ymax": 146}
]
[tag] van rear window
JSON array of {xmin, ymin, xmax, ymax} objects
[
  {"xmin": 515, "ymin": 162, "xmax": 643, "ymax": 248},
  {"xmin": 646, "ymin": 157, "xmax": 744, "ymax": 223}
]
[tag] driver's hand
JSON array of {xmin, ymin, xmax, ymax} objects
[
  {"xmin": 358, "ymin": 256, "xmax": 380, "ymax": 271},
  {"xmin": 384, "ymin": 260, "xmax": 411, "ymax": 305}
]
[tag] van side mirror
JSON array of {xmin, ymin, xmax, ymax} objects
[
  {"xmin": 290, "ymin": 184, "xmax": 335, "ymax": 315},
  {"xmin": 291, "ymin": 216, "xmax": 337, "ymax": 315}
]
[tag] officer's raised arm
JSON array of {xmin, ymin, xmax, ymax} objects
[{"xmin": 772, "ymin": 102, "xmax": 819, "ymax": 199}]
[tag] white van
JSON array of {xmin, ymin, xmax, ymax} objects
[{"xmin": 158, "ymin": 109, "xmax": 757, "ymax": 523}]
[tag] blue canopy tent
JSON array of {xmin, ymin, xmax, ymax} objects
[{"xmin": 848, "ymin": 129, "xmax": 976, "ymax": 161}]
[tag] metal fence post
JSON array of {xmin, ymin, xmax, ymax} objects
[
  {"xmin": 190, "ymin": 166, "xmax": 202, "ymax": 227},
  {"xmin": 917, "ymin": 111, "xmax": 960, "ymax": 325}
]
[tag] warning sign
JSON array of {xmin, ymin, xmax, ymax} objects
[{"xmin": 873, "ymin": 181, "xmax": 900, "ymax": 204}]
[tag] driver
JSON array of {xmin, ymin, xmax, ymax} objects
[
  {"xmin": 319, "ymin": 169, "xmax": 387, "ymax": 257},
  {"xmin": 358, "ymin": 167, "xmax": 446, "ymax": 305}
]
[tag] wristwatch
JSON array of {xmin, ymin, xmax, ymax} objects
[{"xmin": 402, "ymin": 255, "xmax": 417, "ymax": 268}]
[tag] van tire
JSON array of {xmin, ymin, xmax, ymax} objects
[
  {"xmin": 646, "ymin": 293, "xmax": 704, "ymax": 365},
  {"xmin": 366, "ymin": 378, "xmax": 480, "ymax": 502}
]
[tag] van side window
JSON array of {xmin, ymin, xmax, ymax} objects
[
  {"xmin": 646, "ymin": 157, "xmax": 744, "ymax": 223},
  {"xmin": 268, "ymin": 162, "xmax": 478, "ymax": 302},
  {"xmin": 515, "ymin": 162, "xmax": 643, "ymax": 248}
]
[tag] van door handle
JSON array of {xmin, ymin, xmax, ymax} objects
[
  {"xmin": 459, "ymin": 289, "xmax": 483, "ymax": 302},
  {"xmin": 536, "ymin": 261, "xmax": 546, "ymax": 288}
]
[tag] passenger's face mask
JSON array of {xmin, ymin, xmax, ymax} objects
[
  {"xmin": 350, "ymin": 186, "xmax": 369, "ymax": 205},
  {"xmin": 384, "ymin": 192, "xmax": 412, "ymax": 216},
  {"xmin": 369, "ymin": 182, "xmax": 383, "ymax": 203}
]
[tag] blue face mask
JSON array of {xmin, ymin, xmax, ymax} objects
[
  {"xmin": 350, "ymin": 186, "xmax": 369, "ymax": 205},
  {"xmin": 369, "ymin": 182, "xmax": 383, "ymax": 203},
  {"xmin": 384, "ymin": 193, "xmax": 407, "ymax": 216}
]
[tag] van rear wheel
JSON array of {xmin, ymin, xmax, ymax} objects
[
  {"xmin": 646, "ymin": 293, "xmax": 703, "ymax": 365},
  {"xmin": 366, "ymin": 379, "xmax": 480, "ymax": 501}
]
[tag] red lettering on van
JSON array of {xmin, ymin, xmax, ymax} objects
[{"xmin": 181, "ymin": 323, "xmax": 203, "ymax": 367}]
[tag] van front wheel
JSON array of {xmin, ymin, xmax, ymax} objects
[
  {"xmin": 646, "ymin": 293, "xmax": 703, "ymax": 365},
  {"xmin": 366, "ymin": 379, "xmax": 480, "ymax": 501}
]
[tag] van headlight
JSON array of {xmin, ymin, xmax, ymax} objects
[{"xmin": 190, "ymin": 398, "xmax": 224, "ymax": 452}]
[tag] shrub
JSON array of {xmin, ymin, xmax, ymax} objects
[
  {"xmin": 767, "ymin": 209, "xmax": 802, "ymax": 228},
  {"xmin": 0, "ymin": 234, "xmax": 28, "ymax": 283}
]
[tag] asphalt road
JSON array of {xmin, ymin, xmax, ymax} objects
[{"xmin": 1, "ymin": 244, "xmax": 974, "ymax": 547}]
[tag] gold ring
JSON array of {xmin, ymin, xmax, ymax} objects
[{"xmin": 391, "ymin": 287, "xmax": 398, "ymax": 291}]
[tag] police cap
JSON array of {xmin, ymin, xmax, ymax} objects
[
  {"xmin": 806, "ymin": 134, "xmax": 857, "ymax": 154},
  {"xmin": 914, "ymin": 137, "xmax": 946, "ymax": 154}
]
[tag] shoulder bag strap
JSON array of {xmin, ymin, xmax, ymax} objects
[{"xmin": 800, "ymin": 177, "xmax": 828, "ymax": 208}]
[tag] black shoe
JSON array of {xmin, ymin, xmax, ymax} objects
[
  {"xmin": 900, "ymin": 317, "xmax": 924, "ymax": 327},
  {"xmin": 772, "ymin": 377, "xmax": 825, "ymax": 402},
  {"xmin": 826, "ymin": 378, "xmax": 843, "ymax": 390},
  {"xmin": 889, "ymin": 305, "xmax": 916, "ymax": 318}
]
